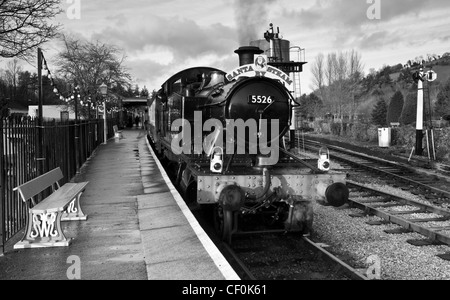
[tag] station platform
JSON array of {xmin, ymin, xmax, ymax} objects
[{"xmin": 0, "ymin": 128, "xmax": 239, "ymax": 280}]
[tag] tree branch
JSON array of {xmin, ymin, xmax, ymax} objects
[{"xmin": 0, "ymin": 0, "xmax": 63, "ymax": 59}]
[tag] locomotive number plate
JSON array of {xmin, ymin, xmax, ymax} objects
[{"xmin": 248, "ymin": 95, "xmax": 275, "ymax": 105}]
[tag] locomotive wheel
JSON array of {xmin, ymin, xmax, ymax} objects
[{"xmin": 213, "ymin": 204, "xmax": 234, "ymax": 244}]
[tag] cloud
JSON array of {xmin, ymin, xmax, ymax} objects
[
  {"xmin": 50, "ymin": 0, "xmax": 450, "ymax": 95},
  {"xmin": 282, "ymin": 0, "xmax": 450, "ymax": 52},
  {"xmin": 286, "ymin": 0, "xmax": 450, "ymax": 28},
  {"xmin": 85, "ymin": 12, "xmax": 243, "ymax": 91},
  {"xmin": 91, "ymin": 15, "xmax": 236, "ymax": 63}
]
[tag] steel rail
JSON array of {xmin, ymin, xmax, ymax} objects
[
  {"xmin": 221, "ymin": 242, "xmax": 257, "ymax": 280},
  {"xmin": 301, "ymin": 236, "xmax": 368, "ymax": 280},
  {"xmin": 347, "ymin": 181, "xmax": 450, "ymax": 247},
  {"xmin": 299, "ymin": 139, "xmax": 450, "ymax": 201}
]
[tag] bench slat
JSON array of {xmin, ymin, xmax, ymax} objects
[
  {"xmin": 31, "ymin": 182, "xmax": 89, "ymax": 214},
  {"xmin": 15, "ymin": 168, "xmax": 64, "ymax": 201}
]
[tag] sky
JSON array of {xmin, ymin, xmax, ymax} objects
[{"xmin": 5, "ymin": 0, "xmax": 450, "ymax": 94}]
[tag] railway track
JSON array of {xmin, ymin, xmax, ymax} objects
[
  {"xmin": 188, "ymin": 204, "xmax": 369, "ymax": 280},
  {"xmin": 219, "ymin": 232, "xmax": 368, "ymax": 280},
  {"xmin": 347, "ymin": 182, "xmax": 450, "ymax": 260},
  {"xmin": 293, "ymin": 137, "xmax": 450, "ymax": 259},
  {"xmin": 297, "ymin": 138, "xmax": 450, "ymax": 204},
  {"xmin": 156, "ymin": 135, "xmax": 450, "ymax": 278}
]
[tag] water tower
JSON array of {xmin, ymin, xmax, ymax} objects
[
  {"xmin": 250, "ymin": 23, "xmax": 306, "ymax": 99},
  {"xmin": 251, "ymin": 23, "xmax": 306, "ymax": 143}
]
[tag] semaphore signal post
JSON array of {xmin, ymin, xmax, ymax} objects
[{"xmin": 413, "ymin": 67, "xmax": 437, "ymax": 158}]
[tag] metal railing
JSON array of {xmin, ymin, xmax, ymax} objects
[{"xmin": 0, "ymin": 116, "xmax": 118, "ymax": 253}]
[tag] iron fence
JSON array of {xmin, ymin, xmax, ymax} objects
[{"xmin": 0, "ymin": 116, "xmax": 117, "ymax": 253}]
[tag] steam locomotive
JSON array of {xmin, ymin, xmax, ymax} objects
[{"xmin": 147, "ymin": 46, "xmax": 349, "ymax": 243}]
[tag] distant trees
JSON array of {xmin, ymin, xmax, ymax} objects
[
  {"xmin": 371, "ymin": 98, "xmax": 387, "ymax": 127},
  {"xmin": 140, "ymin": 86, "xmax": 149, "ymax": 98},
  {"xmin": 0, "ymin": 0, "xmax": 62, "ymax": 59},
  {"xmin": 434, "ymin": 78, "xmax": 450, "ymax": 118},
  {"xmin": 0, "ymin": 60, "xmax": 64, "ymax": 115},
  {"xmin": 397, "ymin": 68, "xmax": 414, "ymax": 85},
  {"xmin": 310, "ymin": 53, "xmax": 325, "ymax": 100},
  {"xmin": 133, "ymin": 85, "xmax": 140, "ymax": 97},
  {"xmin": 310, "ymin": 49, "xmax": 364, "ymax": 122},
  {"xmin": 387, "ymin": 91, "xmax": 404, "ymax": 125},
  {"xmin": 2, "ymin": 59, "xmax": 22, "ymax": 101},
  {"xmin": 298, "ymin": 93, "xmax": 324, "ymax": 120},
  {"xmin": 400, "ymin": 93, "xmax": 418, "ymax": 125}
]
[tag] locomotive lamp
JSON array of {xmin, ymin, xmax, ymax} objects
[
  {"xmin": 210, "ymin": 147, "xmax": 224, "ymax": 173},
  {"xmin": 318, "ymin": 147, "xmax": 331, "ymax": 172}
]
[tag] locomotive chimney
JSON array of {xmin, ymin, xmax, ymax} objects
[{"xmin": 234, "ymin": 46, "xmax": 264, "ymax": 66}]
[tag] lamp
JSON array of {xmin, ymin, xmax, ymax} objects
[
  {"xmin": 99, "ymin": 83, "xmax": 108, "ymax": 144},
  {"xmin": 99, "ymin": 83, "xmax": 108, "ymax": 96}
]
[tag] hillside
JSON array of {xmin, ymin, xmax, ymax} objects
[
  {"xmin": 353, "ymin": 55, "xmax": 450, "ymax": 121},
  {"xmin": 390, "ymin": 58, "xmax": 450, "ymax": 85}
]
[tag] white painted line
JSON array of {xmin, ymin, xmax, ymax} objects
[{"xmin": 145, "ymin": 138, "xmax": 240, "ymax": 280}]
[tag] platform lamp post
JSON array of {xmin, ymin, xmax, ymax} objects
[
  {"xmin": 74, "ymin": 85, "xmax": 80, "ymax": 173},
  {"xmin": 99, "ymin": 83, "xmax": 108, "ymax": 144}
]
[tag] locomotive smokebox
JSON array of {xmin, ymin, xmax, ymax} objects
[{"xmin": 234, "ymin": 46, "xmax": 264, "ymax": 66}]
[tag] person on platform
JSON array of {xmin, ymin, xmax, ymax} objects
[{"xmin": 135, "ymin": 115, "xmax": 140, "ymax": 128}]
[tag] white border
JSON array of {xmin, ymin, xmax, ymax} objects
[{"xmin": 145, "ymin": 138, "xmax": 240, "ymax": 280}]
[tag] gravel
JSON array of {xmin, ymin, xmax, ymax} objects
[
  {"xmin": 296, "ymin": 147, "xmax": 450, "ymax": 279},
  {"xmin": 384, "ymin": 205, "xmax": 418, "ymax": 212},
  {"xmin": 402, "ymin": 213, "xmax": 443, "ymax": 220},
  {"xmin": 421, "ymin": 221, "xmax": 450, "ymax": 228},
  {"xmin": 312, "ymin": 180, "xmax": 450, "ymax": 280}
]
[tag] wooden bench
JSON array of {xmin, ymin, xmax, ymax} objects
[
  {"xmin": 13, "ymin": 167, "xmax": 89, "ymax": 249},
  {"xmin": 113, "ymin": 125, "xmax": 123, "ymax": 138}
]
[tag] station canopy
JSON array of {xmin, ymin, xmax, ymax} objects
[{"xmin": 122, "ymin": 97, "xmax": 148, "ymax": 108}]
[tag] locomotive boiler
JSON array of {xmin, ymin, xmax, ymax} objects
[{"xmin": 147, "ymin": 46, "xmax": 349, "ymax": 243}]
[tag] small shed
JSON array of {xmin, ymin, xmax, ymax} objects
[{"xmin": 28, "ymin": 105, "xmax": 75, "ymax": 120}]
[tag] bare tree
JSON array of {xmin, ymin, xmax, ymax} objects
[
  {"xmin": 0, "ymin": 0, "xmax": 62, "ymax": 59},
  {"xmin": 4, "ymin": 58, "xmax": 23, "ymax": 100},
  {"xmin": 57, "ymin": 35, "xmax": 131, "ymax": 116},
  {"xmin": 310, "ymin": 53, "xmax": 325, "ymax": 97},
  {"xmin": 316, "ymin": 50, "xmax": 364, "ymax": 122},
  {"xmin": 348, "ymin": 50, "xmax": 364, "ymax": 80},
  {"xmin": 347, "ymin": 50, "xmax": 364, "ymax": 121},
  {"xmin": 325, "ymin": 53, "xmax": 336, "ymax": 87}
]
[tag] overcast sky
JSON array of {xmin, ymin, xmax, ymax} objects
[{"xmin": 11, "ymin": 0, "xmax": 450, "ymax": 94}]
